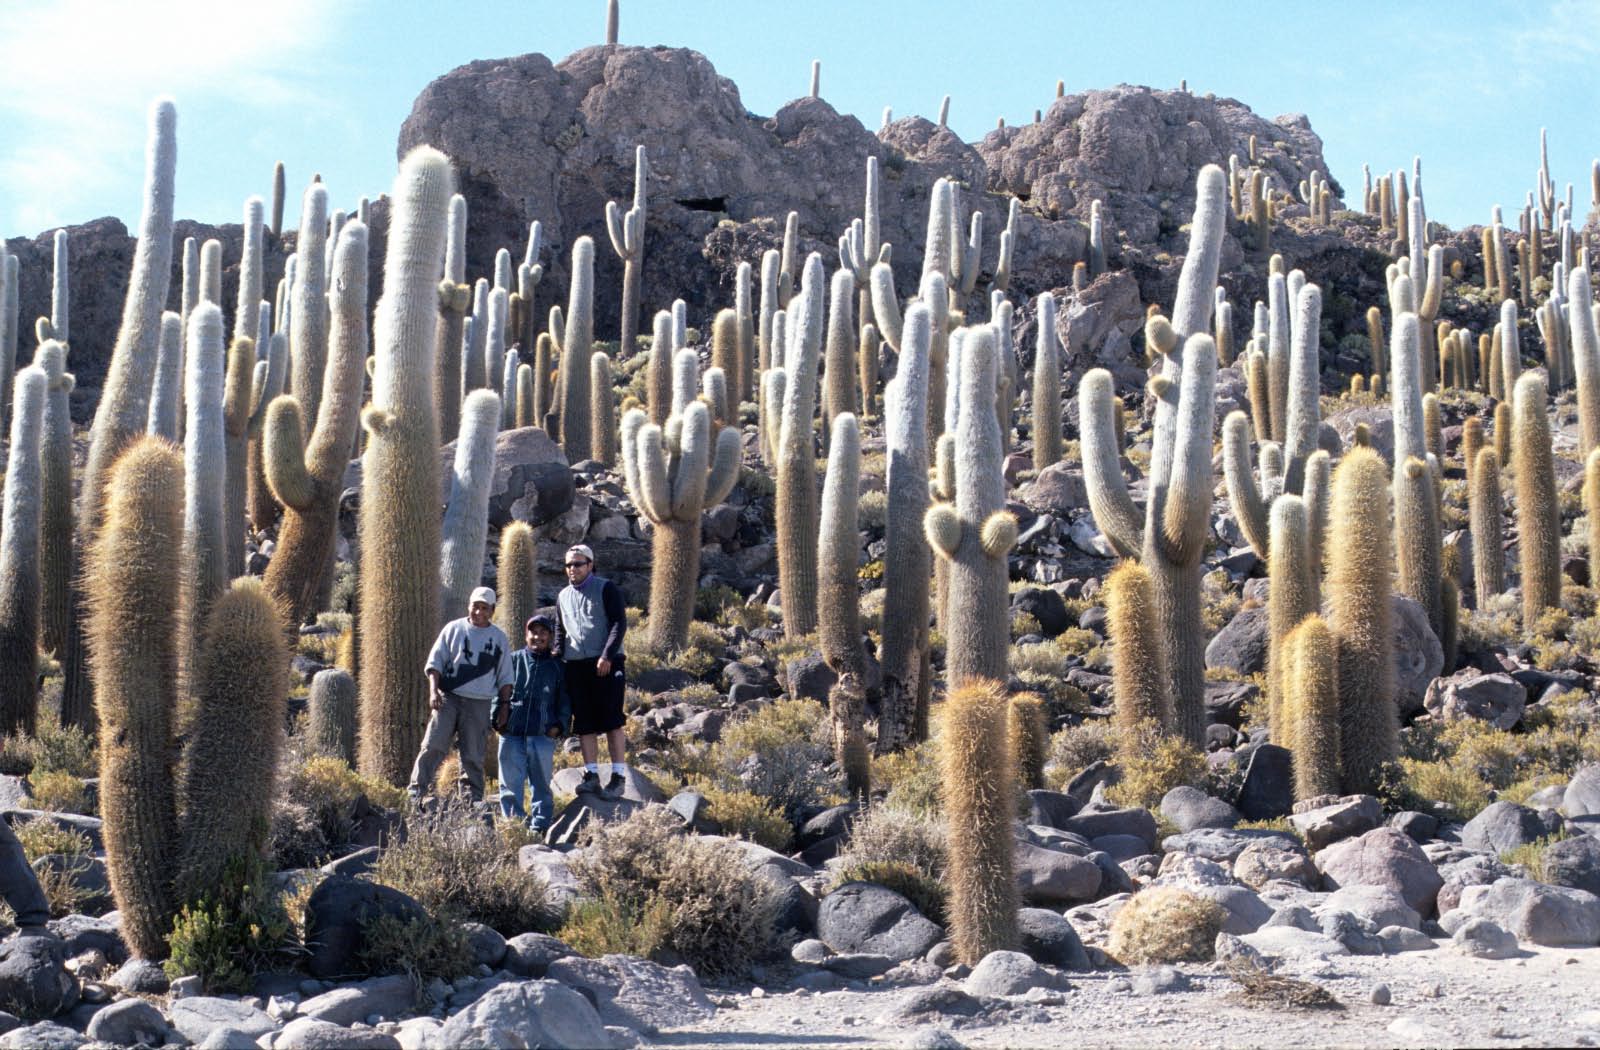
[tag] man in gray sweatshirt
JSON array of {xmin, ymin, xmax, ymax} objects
[
  {"xmin": 409, "ymin": 586, "xmax": 515, "ymax": 803},
  {"xmin": 554, "ymin": 544, "xmax": 629, "ymax": 798}
]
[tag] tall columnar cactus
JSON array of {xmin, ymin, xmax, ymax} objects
[
  {"xmin": 560, "ymin": 237, "xmax": 596, "ymax": 462},
  {"xmin": 1088, "ymin": 199, "xmax": 1107, "ymax": 277},
  {"xmin": 1081, "ymin": 165, "xmax": 1225, "ymax": 744},
  {"xmin": 289, "ymin": 183, "xmax": 331, "ymax": 427},
  {"xmin": 86, "ymin": 437, "xmax": 181, "ymax": 959},
  {"xmin": 435, "ymin": 194, "xmax": 470, "ymax": 442},
  {"xmin": 174, "ymin": 577, "xmax": 287, "ymax": 906},
  {"xmin": 1266, "ymin": 495, "xmax": 1316, "ymax": 744},
  {"xmin": 1587, "ymin": 449, "xmax": 1600, "ymax": 601},
  {"xmin": 840, "ymin": 155, "xmax": 883, "ymax": 340},
  {"xmin": 486, "ymin": 289, "xmax": 510, "ymax": 418},
  {"xmin": 758, "ymin": 250, "xmax": 781, "ymax": 372},
  {"xmin": 1008, "ymin": 694, "xmax": 1048, "ymax": 791},
  {"xmin": 234, "ymin": 197, "xmax": 265, "ymax": 350},
  {"xmin": 1514, "ymin": 372, "xmax": 1561, "ymax": 622},
  {"xmin": 591, "ymin": 352, "xmax": 617, "ymax": 465},
  {"xmin": 1282, "ymin": 284, "xmax": 1323, "ymax": 493},
  {"xmin": 0, "ymin": 254, "xmax": 15, "ymax": 421},
  {"xmin": 247, "ymin": 331, "xmax": 290, "ymax": 531},
  {"xmin": 1264, "ymin": 271, "xmax": 1289, "ymax": 443},
  {"xmin": 621, "ymin": 395, "xmax": 740, "ymax": 654},
  {"xmin": 940, "ymin": 680, "xmax": 1018, "ymax": 965},
  {"xmin": 50, "ymin": 228, "xmax": 69, "ymax": 344},
  {"xmin": 1283, "ymin": 614, "xmax": 1340, "ymax": 801},
  {"xmin": 0, "ymin": 367, "xmax": 47, "ymax": 734},
  {"xmin": 823, "ymin": 269, "xmax": 857, "ymax": 443},
  {"xmin": 36, "ymin": 338, "xmax": 75, "ymax": 665},
  {"xmin": 1106, "ymin": 560, "xmax": 1170, "ymax": 734},
  {"xmin": 735, "ymin": 260, "xmax": 755, "ymax": 405},
  {"xmin": 222, "ymin": 336, "xmax": 254, "ymax": 578},
  {"xmin": 776, "ymin": 255, "xmax": 826, "ymax": 637},
  {"xmin": 180, "ymin": 303, "xmax": 228, "ymax": 686},
  {"xmin": 710, "ymin": 308, "xmax": 740, "ymax": 417},
  {"xmin": 1394, "ymin": 457, "xmax": 1442, "ymax": 637},
  {"xmin": 1327, "ymin": 446, "xmax": 1396, "ymax": 796},
  {"xmin": 818, "ymin": 412, "xmax": 867, "ymax": 794},
  {"xmin": 440, "ymin": 390, "xmax": 502, "ymax": 619},
  {"xmin": 924, "ymin": 327, "xmax": 1016, "ymax": 686},
  {"xmin": 494, "ymin": 521, "xmax": 537, "ymax": 644},
  {"xmin": 309, "ymin": 667, "xmax": 358, "ymax": 764},
  {"xmin": 199, "ymin": 239, "xmax": 222, "ymax": 304},
  {"xmin": 646, "ymin": 310, "xmax": 673, "ymax": 425},
  {"xmin": 357, "ymin": 148, "xmax": 451, "ymax": 785},
  {"xmin": 265, "ymin": 221, "xmax": 370, "ymax": 628},
  {"xmin": 463, "ymin": 281, "xmax": 488, "ymax": 394},
  {"xmin": 1499, "ymin": 299, "xmax": 1522, "ymax": 393},
  {"xmin": 1569, "ymin": 265, "xmax": 1600, "ymax": 458},
  {"xmin": 606, "ymin": 145, "xmax": 648, "ymax": 355},
  {"xmin": 876, "ymin": 304, "xmax": 933, "ymax": 753},
  {"xmin": 1032, "ymin": 292, "xmax": 1062, "ymax": 470},
  {"xmin": 146, "ymin": 312, "xmax": 184, "ymax": 441}
]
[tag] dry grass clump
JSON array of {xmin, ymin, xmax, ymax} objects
[
  {"xmin": 710, "ymin": 699, "xmax": 837, "ymax": 820},
  {"xmin": 371, "ymin": 800, "xmax": 558, "ymax": 937},
  {"xmin": 1044, "ymin": 721, "xmax": 1118, "ymax": 790},
  {"xmin": 697, "ymin": 785, "xmax": 792, "ymax": 852},
  {"xmin": 23, "ymin": 771, "xmax": 92, "ymax": 814},
  {"xmin": 269, "ymin": 750, "xmax": 407, "ymax": 868},
  {"xmin": 1224, "ymin": 957, "xmax": 1344, "ymax": 1010},
  {"xmin": 871, "ymin": 741, "xmax": 943, "ymax": 818},
  {"xmin": 1107, "ymin": 886, "xmax": 1226, "ymax": 965},
  {"xmin": 831, "ymin": 803, "xmax": 948, "ymax": 923},
  {"xmin": 1106, "ymin": 723, "xmax": 1208, "ymax": 809},
  {"xmin": 565, "ymin": 807, "xmax": 780, "ymax": 979}
]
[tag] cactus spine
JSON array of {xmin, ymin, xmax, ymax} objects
[
  {"xmin": 1587, "ymin": 449, "xmax": 1600, "ymax": 601},
  {"xmin": 606, "ymin": 145, "xmax": 648, "ymax": 355},
  {"xmin": 309, "ymin": 667, "xmax": 358, "ymax": 764},
  {"xmin": 622, "ymin": 388, "xmax": 741, "ymax": 653},
  {"xmin": 87, "ymin": 437, "xmax": 182, "ymax": 958},
  {"xmin": 923, "ymin": 327, "xmax": 1016, "ymax": 686},
  {"xmin": 940, "ymin": 680, "xmax": 1018, "ymax": 965},
  {"xmin": 1106, "ymin": 560, "xmax": 1170, "ymax": 734},
  {"xmin": 1513, "ymin": 372, "xmax": 1561, "ymax": 622},
  {"xmin": 1282, "ymin": 284, "xmax": 1323, "ymax": 493},
  {"xmin": 1470, "ymin": 447, "xmax": 1506, "ymax": 602},
  {"xmin": 1283, "ymin": 615, "xmax": 1340, "ymax": 800},
  {"xmin": 1570, "ymin": 264, "xmax": 1600, "ymax": 457},
  {"xmin": 175, "ymin": 578, "xmax": 287, "ymax": 906},
  {"xmin": 710, "ymin": 308, "xmax": 741, "ymax": 420},
  {"xmin": 877, "ymin": 305, "xmax": 933, "ymax": 753},
  {"xmin": 1394, "ymin": 457, "xmax": 1443, "ymax": 636},
  {"xmin": 776, "ymin": 255, "xmax": 826, "ymax": 637},
  {"xmin": 819, "ymin": 412, "xmax": 867, "ymax": 794},
  {"xmin": 1033, "ymin": 292, "xmax": 1062, "ymax": 470},
  {"xmin": 50, "ymin": 228, "xmax": 69, "ymax": 344},
  {"xmin": 264, "ymin": 221, "xmax": 369, "ymax": 627},
  {"xmin": 440, "ymin": 390, "xmax": 503, "ymax": 618},
  {"xmin": 222, "ymin": 336, "xmax": 254, "ymax": 579},
  {"xmin": 560, "ymin": 237, "xmax": 595, "ymax": 461},
  {"xmin": 0, "ymin": 255, "xmax": 14, "ymax": 421},
  {"xmin": 357, "ymin": 148, "xmax": 451, "ymax": 785},
  {"xmin": 1328, "ymin": 447, "xmax": 1397, "ymax": 795},
  {"xmin": 0, "ymin": 367, "xmax": 46, "ymax": 733},
  {"xmin": 494, "ymin": 521, "xmax": 538, "ymax": 642}
]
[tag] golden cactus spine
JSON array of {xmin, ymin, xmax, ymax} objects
[
  {"xmin": 1513, "ymin": 372, "xmax": 1561, "ymax": 621},
  {"xmin": 940, "ymin": 680, "xmax": 1019, "ymax": 965}
]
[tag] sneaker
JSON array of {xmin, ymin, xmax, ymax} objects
[
  {"xmin": 575, "ymin": 771, "xmax": 602, "ymax": 795},
  {"xmin": 603, "ymin": 772, "xmax": 627, "ymax": 800}
]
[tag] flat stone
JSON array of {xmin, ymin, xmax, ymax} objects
[
  {"xmin": 1289, "ymin": 795, "xmax": 1383, "ymax": 850},
  {"xmin": 428, "ymin": 979, "xmax": 608, "ymax": 1049},
  {"xmin": 168, "ymin": 996, "xmax": 277, "ymax": 1045},
  {"xmin": 0, "ymin": 1022, "xmax": 83, "ymax": 1049},
  {"xmin": 1376, "ymin": 925, "xmax": 1435, "ymax": 953},
  {"xmin": 1131, "ymin": 965, "xmax": 1190, "ymax": 995},
  {"xmin": 1160, "ymin": 786, "xmax": 1240, "ymax": 833},
  {"xmin": 817, "ymin": 883, "xmax": 944, "ymax": 962},
  {"xmin": 822, "ymin": 953, "xmax": 896, "ymax": 979},
  {"xmin": 299, "ymin": 974, "xmax": 415, "ymax": 1025},
  {"xmin": 277, "ymin": 1017, "xmax": 402, "ymax": 1049},
  {"xmin": 543, "ymin": 954, "xmax": 714, "ymax": 1034},
  {"xmin": 1025, "ymin": 790, "xmax": 1082, "ymax": 829},
  {"xmin": 106, "ymin": 957, "xmax": 168, "ymax": 995},
  {"xmin": 1161, "ymin": 828, "xmax": 1299, "ymax": 863},
  {"xmin": 1315, "ymin": 827, "xmax": 1444, "ymax": 916}
]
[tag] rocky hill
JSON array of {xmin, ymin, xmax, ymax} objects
[{"xmin": 7, "ymin": 43, "xmax": 1383, "ymax": 419}]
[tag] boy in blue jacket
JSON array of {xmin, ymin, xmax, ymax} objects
[{"xmin": 492, "ymin": 615, "xmax": 572, "ymax": 833}]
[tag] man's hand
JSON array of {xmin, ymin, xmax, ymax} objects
[
  {"xmin": 430, "ymin": 688, "xmax": 445, "ymax": 711},
  {"xmin": 596, "ymin": 657, "xmax": 612, "ymax": 677},
  {"xmin": 493, "ymin": 714, "xmax": 509, "ymax": 734}
]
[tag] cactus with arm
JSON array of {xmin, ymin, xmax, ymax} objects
[
  {"xmin": 606, "ymin": 145, "xmax": 648, "ymax": 356},
  {"xmin": 0, "ymin": 367, "xmax": 47, "ymax": 734},
  {"xmin": 776, "ymin": 255, "xmax": 826, "ymax": 637}
]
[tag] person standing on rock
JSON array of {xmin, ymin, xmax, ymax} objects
[
  {"xmin": 493, "ymin": 615, "xmax": 571, "ymax": 834},
  {"xmin": 410, "ymin": 586, "xmax": 515, "ymax": 804},
  {"xmin": 553, "ymin": 544, "xmax": 629, "ymax": 799}
]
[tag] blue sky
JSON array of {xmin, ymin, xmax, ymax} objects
[{"xmin": 2, "ymin": 0, "xmax": 1596, "ymax": 237}]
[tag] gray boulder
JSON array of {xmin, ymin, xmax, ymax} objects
[
  {"xmin": 503, "ymin": 932, "xmax": 576, "ymax": 978},
  {"xmin": 1451, "ymin": 917, "xmax": 1519, "ymax": 959},
  {"xmin": 167, "ymin": 997, "xmax": 277, "ymax": 1045},
  {"xmin": 277, "ymin": 1017, "xmax": 402, "ymax": 1049},
  {"xmin": 1315, "ymin": 827, "xmax": 1444, "ymax": 916},
  {"xmin": 1390, "ymin": 594, "xmax": 1445, "ymax": 716},
  {"xmin": 1542, "ymin": 834, "xmax": 1600, "ymax": 896},
  {"xmin": 1423, "ymin": 671, "xmax": 1526, "ymax": 730},
  {"xmin": 1232, "ymin": 840, "xmax": 1318, "ymax": 889},
  {"xmin": 1203, "ymin": 605, "xmax": 1268, "ymax": 676},
  {"xmin": 1188, "ymin": 884, "xmax": 1272, "ymax": 935},
  {"xmin": 1162, "ymin": 827, "xmax": 1299, "ymax": 863},
  {"xmin": 543, "ymin": 954, "xmax": 712, "ymax": 1034},
  {"xmin": 1015, "ymin": 908, "xmax": 1090, "ymax": 970},
  {"xmin": 84, "ymin": 998, "xmax": 167, "ymax": 1047},
  {"xmin": 817, "ymin": 883, "xmax": 944, "ymax": 961},
  {"xmin": 1160, "ymin": 786, "xmax": 1240, "ymax": 833},
  {"xmin": 1321, "ymin": 885, "xmax": 1421, "ymax": 931},
  {"xmin": 299, "ymin": 974, "xmax": 416, "ymax": 1025},
  {"xmin": 1565, "ymin": 764, "xmax": 1600, "ymax": 817},
  {"xmin": 1460, "ymin": 801, "xmax": 1566, "ymax": 855},
  {"xmin": 1058, "ymin": 806, "xmax": 1158, "ymax": 849},
  {"xmin": 0, "ymin": 1022, "xmax": 82, "ymax": 1050},
  {"xmin": 1289, "ymin": 794, "xmax": 1382, "ymax": 850},
  {"xmin": 1013, "ymin": 841, "xmax": 1102, "ymax": 905},
  {"xmin": 0, "ymin": 935, "xmax": 76, "ymax": 1021},
  {"xmin": 427, "ymin": 980, "xmax": 609, "ymax": 1050},
  {"xmin": 963, "ymin": 950, "xmax": 1050, "ymax": 997},
  {"xmin": 303, "ymin": 875, "xmax": 429, "ymax": 980},
  {"xmin": 1454, "ymin": 878, "xmax": 1600, "ymax": 947},
  {"xmin": 1235, "ymin": 744, "xmax": 1294, "ymax": 821}
]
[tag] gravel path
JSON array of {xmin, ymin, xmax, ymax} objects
[{"xmin": 652, "ymin": 944, "xmax": 1600, "ymax": 1049}]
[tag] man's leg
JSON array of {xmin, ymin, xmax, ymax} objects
[
  {"xmin": 604, "ymin": 726, "xmax": 627, "ymax": 768},
  {"xmin": 457, "ymin": 697, "xmax": 492, "ymax": 802},
  {"xmin": 527, "ymin": 736, "xmax": 557, "ymax": 832},
  {"xmin": 497, "ymin": 736, "xmax": 528, "ymax": 820},
  {"xmin": 0, "ymin": 819, "xmax": 50, "ymax": 929},
  {"xmin": 407, "ymin": 694, "xmax": 463, "ymax": 799}
]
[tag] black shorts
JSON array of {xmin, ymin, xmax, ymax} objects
[{"xmin": 565, "ymin": 657, "xmax": 626, "ymax": 735}]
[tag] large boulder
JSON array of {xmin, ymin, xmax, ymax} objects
[
  {"xmin": 1541, "ymin": 834, "xmax": 1600, "ymax": 896},
  {"xmin": 1013, "ymin": 841, "xmax": 1102, "ymax": 905},
  {"xmin": 543, "ymin": 954, "xmax": 713, "ymax": 1034},
  {"xmin": 816, "ymin": 883, "xmax": 943, "ymax": 961},
  {"xmin": 1460, "ymin": 801, "xmax": 1566, "ymax": 855},
  {"xmin": 1015, "ymin": 908, "xmax": 1090, "ymax": 970},
  {"xmin": 1314, "ymin": 827, "xmax": 1444, "ymax": 916},
  {"xmin": 302, "ymin": 875, "xmax": 429, "ymax": 980},
  {"xmin": 1452, "ymin": 878, "xmax": 1600, "ymax": 947},
  {"xmin": 167, "ymin": 997, "xmax": 276, "ymax": 1046},
  {"xmin": 1565, "ymin": 764, "xmax": 1600, "ymax": 817},
  {"xmin": 0, "ymin": 935, "xmax": 76, "ymax": 1021},
  {"xmin": 1423, "ymin": 671, "xmax": 1527, "ymax": 730},
  {"xmin": 1289, "ymin": 795, "xmax": 1383, "ymax": 851},
  {"xmin": 427, "ymin": 979, "xmax": 609, "ymax": 1049}
]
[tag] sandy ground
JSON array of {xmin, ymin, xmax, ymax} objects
[{"xmin": 649, "ymin": 944, "xmax": 1600, "ymax": 1050}]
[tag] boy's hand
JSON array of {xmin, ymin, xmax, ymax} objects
[
  {"xmin": 546, "ymin": 725, "xmax": 563, "ymax": 739},
  {"xmin": 493, "ymin": 713, "xmax": 508, "ymax": 733}
]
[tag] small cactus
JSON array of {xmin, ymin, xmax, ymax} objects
[
  {"xmin": 940, "ymin": 680, "xmax": 1019, "ymax": 965},
  {"xmin": 309, "ymin": 667, "xmax": 358, "ymax": 764},
  {"xmin": 1008, "ymin": 693, "xmax": 1048, "ymax": 791},
  {"xmin": 1282, "ymin": 614, "xmax": 1341, "ymax": 800},
  {"xmin": 1032, "ymin": 292, "xmax": 1062, "ymax": 470}
]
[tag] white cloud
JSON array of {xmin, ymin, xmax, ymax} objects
[{"xmin": 0, "ymin": 0, "xmax": 357, "ymax": 232}]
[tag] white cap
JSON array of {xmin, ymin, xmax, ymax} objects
[
  {"xmin": 566, "ymin": 544, "xmax": 595, "ymax": 564},
  {"xmin": 469, "ymin": 586, "xmax": 496, "ymax": 607}
]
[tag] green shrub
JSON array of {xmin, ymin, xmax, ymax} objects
[
  {"xmin": 569, "ymin": 808, "xmax": 780, "ymax": 979},
  {"xmin": 558, "ymin": 890, "xmax": 673, "ymax": 961},
  {"xmin": 700, "ymin": 787, "xmax": 792, "ymax": 852},
  {"xmin": 712, "ymin": 699, "xmax": 837, "ymax": 820},
  {"xmin": 13, "ymin": 817, "xmax": 90, "ymax": 861},
  {"xmin": 165, "ymin": 880, "xmax": 297, "ymax": 993},
  {"xmin": 24, "ymin": 772, "xmax": 91, "ymax": 815},
  {"xmin": 356, "ymin": 911, "xmax": 474, "ymax": 985},
  {"xmin": 372, "ymin": 802, "xmax": 558, "ymax": 936},
  {"xmin": 872, "ymin": 743, "xmax": 943, "ymax": 819},
  {"xmin": 1501, "ymin": 834, "xmax": 1573, "ymax": 883},
  {"xmin": 1108, "ymin": 724, "xmax": 1207, "ymax": 809},
  {"xmin": 1045, "ymin": 721, "xmax": 1117, "ymax": 789},
  {"xmin": 270, "ymin": 751, "xmax": 407, "ymax": 869}
]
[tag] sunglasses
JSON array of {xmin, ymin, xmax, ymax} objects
[{"xmin": 564, "ymin": 560, "xmax": 590, "ymax": 568}]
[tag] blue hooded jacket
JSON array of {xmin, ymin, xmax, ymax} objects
[{"xmin": 494, "ymin": 644, "xmax": 571, "ymax": 737}]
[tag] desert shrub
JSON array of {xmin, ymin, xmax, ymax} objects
[
  {"xmin": 270, "ymin": 751, "xmax": 407, "ymax": 869},
  {"xmin": 1108, "ymin": 724, "xmax": 1207, "ymax": 809},
  {"xmin": 24, "ymin": 771, "xmax": 91, "ymax": 815},
  {"xmin": 872, "ymin": 742, "xmax": 943, "ymax": 819},
  {"xmin": 165, "ymin": 874, "xmax": 298, "ymax": 993},
  {"xmin": 834, "ymin": 804, "xmax": 946, "ymax": 884},
  {"xmin": 1397, "ymin": 756, "xmax": 1491, "ymax": 820},
  {"xmin": 13, "ymin": 817, "xmax": 90, "ymax": 861},
  {"xmin": 1045, "ymin": 721, "xmax": 1117, "ymax": 788},
  {"xmin": 712, "ymin": 699, "xmax": 837, "ymax": 819},
  {"xmin": 1501, "ymin": 834, "xmax": 1572, "ymax": 883},
  {"xmin": 1107, "ymin": 886, "xmax": 1226, "ymax": 965},
  {"xmin": 357, "ymin": 911, "xmax": 474, "ymax": 985},
  {"xmin": 372, "ymin": 801, "xmax": 558, "ymax": 936},
  {"xmin": 857, "ymin": 490, "xmax": 888, "ymax": 531},
  {"xmin": 568, "ymin": 808, "xmax": 780, "ymax": 979},
  {"xmin": 699, "ymin": 787, "xmax": 792, "ymax": 852},
  {"xmin": 832, "ymin": 859, "xmax": 946, "ymax": 924},
  {"xmin": 558, "ymin": 891, "xmax": 673, "ymax": 961},
  {"xmin": 0, "ymin": 719, "xmax": 97, "ymax": 779}
]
